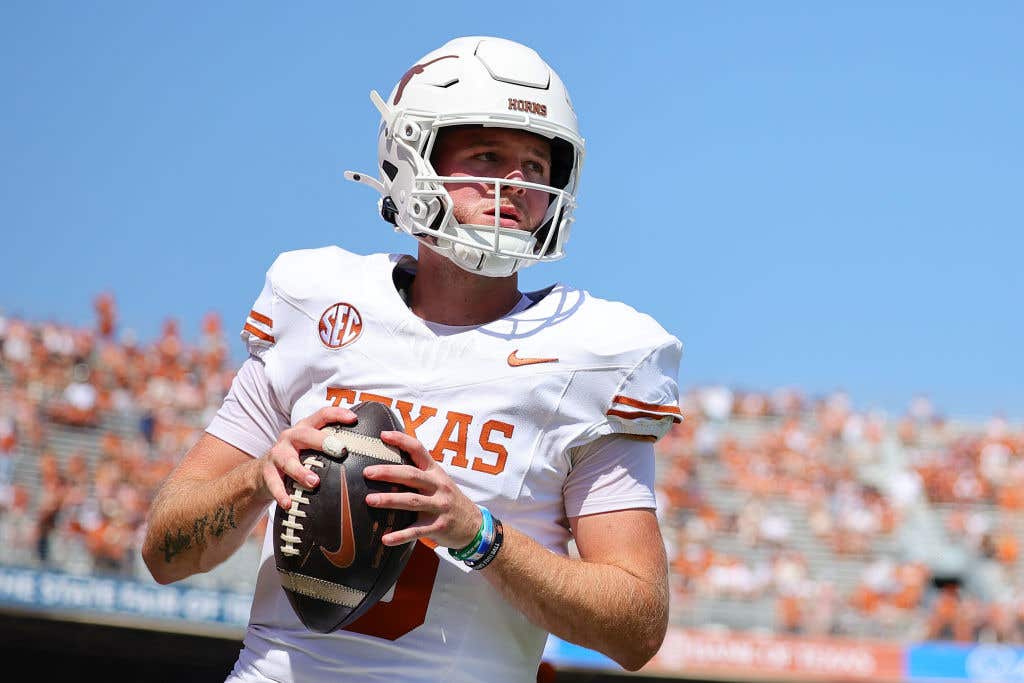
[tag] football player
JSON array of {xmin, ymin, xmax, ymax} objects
[{"xmin": 142, "ymin": 36, "xmax": 683, "ymax": 682}]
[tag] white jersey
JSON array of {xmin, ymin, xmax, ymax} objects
[{"xmin": 211, "ymin": 246, "xmax": 682, "ymax": 683}]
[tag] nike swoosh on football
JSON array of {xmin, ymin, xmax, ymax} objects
[
  {"xmin": 507, "ymin": 350, "xmax": 559, "ymax": 367},
  {"xmin": 320, "ymin": 465, "xmax": 356, "ymax": 569}
]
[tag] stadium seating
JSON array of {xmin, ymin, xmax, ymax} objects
[{"xmin": 1, "ymin": 313, "xmax": 1021, "ymax": 644}]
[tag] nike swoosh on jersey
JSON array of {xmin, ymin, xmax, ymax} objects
[
  {"xmin": 320, "ymin": 466, "xmax": 356, "ymax": 568},
  {"xmin": 507, "ymin": 350, "xmax": 559, "ymax": 367}
]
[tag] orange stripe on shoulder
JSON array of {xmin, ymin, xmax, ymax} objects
[
  {"xmin": 611, "ymin": 395, "xmax": 682, "ymax": 417},
  {"xmin": 249, "ymin": 309, "xmax": 273, "ymax": 327},
  {"xmin": 606, "ymin": 408, "xmax": 682, "ymax": 424},
  {"xmin": 243, "ymin": 323, "xmax": 275, "ymax": 343}
]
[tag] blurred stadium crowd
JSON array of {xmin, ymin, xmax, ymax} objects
[
  {"xmin": 0, "ymin": 295, "xmax": 267, "ymax": 590},
  {"xmin": 1, "ymin": 296, "xmax": 1022, "ymax": 644}
]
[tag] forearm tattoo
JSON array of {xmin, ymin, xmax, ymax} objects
[{"xmin": 159, "ymin": 504, "xmax": 238, "ymax": 563}]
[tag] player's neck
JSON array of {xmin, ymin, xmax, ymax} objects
[{"xmin": 408, "ymin": 246, "xmax": 522, "ymax": 326}]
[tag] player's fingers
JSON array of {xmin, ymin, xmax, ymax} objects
[
  {"xmin": 362, "ymin": 464, "xmax": 435, "ymax": 491},
  {"xmin": 297, "ymin": 405, "xmax": 357, "ymax": 430},
  {"xmin": 262, "ymin": 459, "xmax": 293, "ymax": 509},
  {"xmin": 380, "ymin": 430, "xmax": 434, "ymax": 470},
  {"xmin": 281, "ymin": 425, "xmax": 331, "ymax": 452},
  {"xmin": 269, "ymin": 442, "xmax": 320, "ymax": 490},
  {"xmin": 381, "ymin": 520, "xmax": 435, "ymax": 547},
  {"xmin": 365, "ymin": 491, "xmax": 435, "ymax": 514}
]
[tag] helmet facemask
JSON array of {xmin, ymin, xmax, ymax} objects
[
  {"xmin": 402, "ymin": 124, "xmax": 573, "ymax": 276},
  {"xmin": 345, "ymin": 37, "xmax": 585, "ymax": 278}
]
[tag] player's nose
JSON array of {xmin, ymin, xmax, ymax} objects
[{"xmin": 501, "ymin": 168, "xmax": 527, "ymax": 194}]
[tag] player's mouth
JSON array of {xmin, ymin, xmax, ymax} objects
[{"xmin": 484, "ymin": 205, "xmax": 523, "ymax": 228}]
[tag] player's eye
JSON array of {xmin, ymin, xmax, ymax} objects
[
  {"xmin": 525, "ymin": 160, "xmax": 546, "ymax": 175},
  {"xmin": 524, "ymin": 160, "xmax": 550, "ymax": 181}
]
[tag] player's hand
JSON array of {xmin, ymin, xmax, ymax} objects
[
  {"xmin": 363, "ymin": 430, "xmax": 483, "ymax": 549},
  {"xmin": 257, "ymin": 406, "xmax": 358, "ymax": 509}
]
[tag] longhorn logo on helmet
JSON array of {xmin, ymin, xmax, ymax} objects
[{"xmin": 393, "ymin": 55, "xmax": 459, "ymax": 105}]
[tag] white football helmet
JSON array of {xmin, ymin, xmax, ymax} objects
[{"xmin": 346, "ymin": 36, "xmax": 585, "ymax": 277}]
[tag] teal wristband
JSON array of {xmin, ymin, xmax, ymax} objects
[
  {"xmin": 464, "ymin": 507, "xmax": 495, "ymax": 562},
  {"xmin": 449, "ymin": 506, "xmax": 488, "ymax": 561}
]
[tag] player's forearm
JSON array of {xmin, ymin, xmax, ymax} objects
[
  {"xmin": 479, "ymin": 526, "xmax": 668, "ymax": 671},
  {"xmin": 142, "ymin": 458, "xmax": 270, "ymax": 584}
]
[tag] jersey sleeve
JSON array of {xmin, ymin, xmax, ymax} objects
[
  {"xmin": 603, "ymin": 337, "xmax": 683, "ymax": 439},
  {"xmin": 563, "ymin": 434, "xmax": 657, "ymax": 518},
  {"xmin": 206, "ymin": 356, "xmax": 290, "ymax": 458},
  {"xmin": 240, "ymin": 263, "xmax": 278, "ymax": 359},
  {"xmin": 559, "ymin": 334, "xmax": 682, "ymax": 454}
]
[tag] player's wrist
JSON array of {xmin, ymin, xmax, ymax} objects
[
  {"xmin": 448, "ymin": 505, "xmax": 485, "ymax": 556},
  {"xmin": 464, "ymin": 517, "xmax": 504, "ymax": 571},
  {"xmin": 248, "ymin": 457, "xmax": 275, "ymax": 505},
  {"xmin": 448, "ymin": 505, "xmax": 504, "ymax": 570}
]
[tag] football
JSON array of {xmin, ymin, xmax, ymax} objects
[{"xmin": 272, "ymin": 401, "xmax": 418, "ymax": 633}]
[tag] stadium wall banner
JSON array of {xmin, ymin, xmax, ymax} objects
[
  {"xmin": 544, "ymin": 627, "xmax": 907, "ymax": 680},
  {"xmin": 641, "ymin": 628, "xmax": 906, "ymax": 681},
  {"xmin": 907, "ymin": 642, "xmax": 1024, "ymax": 682},
  {"xmin": 0, "ymin": 566, "xmax": 251, "ymax": 629}
]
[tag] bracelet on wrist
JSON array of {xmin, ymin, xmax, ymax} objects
[
  {"xmin": 449, "ymin": 506, "xmax": 488, "ymax": 561},
  {"xmin": 466, "ymin": 517, "xmax": 504, "ymax": 570},
  {"xmin": 461, "ymin": 507, "xmax": 495, "ymax": 562}
]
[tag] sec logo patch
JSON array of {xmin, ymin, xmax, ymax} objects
[{"xmin": 319, "ymin": 302, "xmax": 363, "ymax": 349}]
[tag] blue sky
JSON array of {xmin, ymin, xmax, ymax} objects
[{"xmin": 2, "ymin": 2, "xmax": 1021, "ymax": 419}]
